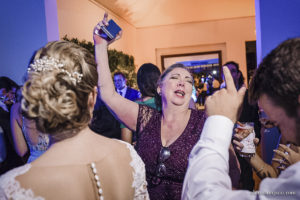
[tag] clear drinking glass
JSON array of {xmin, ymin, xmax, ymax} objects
[{"xmin": 237, "ymin": 122, "xmax": 256, "ymax": 157}]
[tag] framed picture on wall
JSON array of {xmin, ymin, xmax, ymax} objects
[{"xmin": 161, "ymin": 51, "xmax": 222, "ymax": 82}]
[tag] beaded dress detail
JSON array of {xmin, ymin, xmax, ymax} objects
[
  {"xmin": 90, "ymin": 162, "xmax": 104, "ymax": 200},
  {"xmin": 22, "ymin": 116, "xmax": 50, "ymax": 163},
  {"xmin": 0, "ymin": 140, "xmax": 149, "ymax": 200}
]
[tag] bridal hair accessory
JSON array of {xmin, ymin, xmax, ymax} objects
[{"xmin": 28, "ymin": 56, "xmax": 83, "ymax": 83}]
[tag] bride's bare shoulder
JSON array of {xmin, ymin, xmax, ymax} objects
[{"xmin": 91, "ymin": 132, "xmax": 131, "ymax": 150}]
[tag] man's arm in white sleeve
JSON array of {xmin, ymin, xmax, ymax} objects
[{"xmin": 182, "ymin": 115, "xmax": 254, "ymax": 200}]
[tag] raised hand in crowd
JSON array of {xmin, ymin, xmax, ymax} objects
[{"xmin": 205, "ymin": 66, "xmax": 246, "ymax": 122}]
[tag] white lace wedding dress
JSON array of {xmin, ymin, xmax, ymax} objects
[{"xmin": 0, "ymin": 140, "xmax": 149, "ymax": 200}]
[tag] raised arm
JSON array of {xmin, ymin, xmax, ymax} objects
[
  {"xmin": 93, "ymin": 13, "xmax": 139, "ymax": 131},
  {"xmin": 10, "ymin": 102, "xmax": 28, "ymax": 157}
]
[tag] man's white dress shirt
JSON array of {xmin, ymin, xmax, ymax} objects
[
  {"xmin": 117, "ymin": 87, "xmax": 127, "ymax": 98},
  {"xmin": 182, "ymin": 115, "xmax": 300, "ymax": 200}
]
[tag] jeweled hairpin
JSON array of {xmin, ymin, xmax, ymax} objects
[{"xmin": 28, "ymin": 56, "xmax": 83, "ymax": 83}]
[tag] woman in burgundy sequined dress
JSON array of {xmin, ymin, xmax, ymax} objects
[
  {"xmin": 94, "ymin": 13, "xmax": 240, "ymax": 200},
  {"xmin": 134, "ymin": 104, "xmax": 206, "ymax": 200}
]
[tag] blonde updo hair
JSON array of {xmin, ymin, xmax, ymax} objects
[{"xmin": 22, "ymin": 41, "xmax": 98, "ymax": 140}]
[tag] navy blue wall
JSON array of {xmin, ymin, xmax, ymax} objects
[
  {"xmin": 256, "ymin": 0, "xmax": 300, "ymax": 64},
  {"xmin": 0, "ymin": 0, "xmax": 48, "ymax": 85},
  {"xmin": 255, "ymin": 0, "xmax": 300, "ymax": 163}
]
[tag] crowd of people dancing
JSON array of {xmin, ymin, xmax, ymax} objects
[{"xmin": 0, "ymin": 13, "xmax": 300, "ymax": 200}]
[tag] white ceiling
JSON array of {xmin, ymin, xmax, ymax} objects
[{"xmin": 92, "ymin": 0, "xmax": 255, "ymax": 28}]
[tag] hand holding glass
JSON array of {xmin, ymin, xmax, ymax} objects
[{"xmin": 236, "ymin": 122, "xmax": 256, "ymax": 157}]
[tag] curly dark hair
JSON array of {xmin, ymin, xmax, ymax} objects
[{"xmin": 249, "ymin": 38, "xmax": 300, "ymax": 117}]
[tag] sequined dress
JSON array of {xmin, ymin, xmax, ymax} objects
[{"xmin": 135, "ymin": 105, "xmax": 206, "ymax": 200}]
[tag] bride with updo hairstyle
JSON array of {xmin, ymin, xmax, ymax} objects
[
  {"xmin": 22, "ymin": 40, "xmax": 97, "ymax": 140},
  {"xmin": 0, "ymin": 41, "xmax": 149, "ymax": 200}
]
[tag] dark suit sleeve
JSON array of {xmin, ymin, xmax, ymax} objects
[{"xmin": 125, "ymin": 87, "xmax": 140, "ymax": 101}]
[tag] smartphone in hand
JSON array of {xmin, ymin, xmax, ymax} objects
[{"xmin": 98, "ymin": 19, "xmax": 122, "ymax": 41}]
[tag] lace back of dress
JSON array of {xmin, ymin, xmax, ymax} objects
[
  {"xmin": 0, "ymin": 164, "xmax": 44, "ymax": 200},
  {"xmin": 117, "ymin": 140, "xmax": 149, "ymax": 200}
]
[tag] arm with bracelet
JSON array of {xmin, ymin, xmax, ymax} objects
[
  {"xmin": 248, "ymin": 153, "xmax": 279, "ymax": 179},
  {"xmin": 233, "ymin": 132, "xmax": 280, "ymax": 179}
]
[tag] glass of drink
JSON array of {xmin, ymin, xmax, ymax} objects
[{"xmin": 236, "ymin": 122, "xmax": 256, "ymax": 157}]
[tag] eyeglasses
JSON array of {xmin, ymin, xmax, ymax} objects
[{"xmin": 151, "ymin": 146, "xmax": 171, "ymax": 185}]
